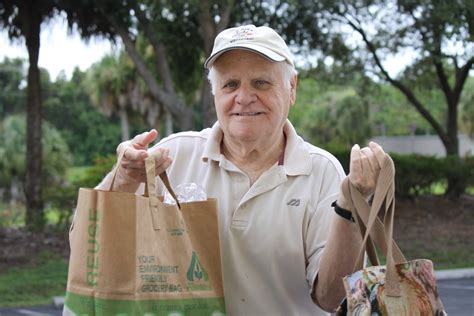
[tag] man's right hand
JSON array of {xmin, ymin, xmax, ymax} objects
[{"xmin": 112, "ymin": 129, "xmax": 172, "ymax": 191}]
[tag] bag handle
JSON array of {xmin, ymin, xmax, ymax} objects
[
  {"xmin": 107, "ymin": 149, "xmax": 125, "ymax": 192},
  {"xmin": 145, "ymin": 155, "xmax": 183, "ymax": 231},
  {"xmin": 344, "ymin": 154, "xmax": 406, "ymax": 297},
  {"xmin": 105, "ymin": 149, "xmax": 179, "ymax": 206},
  {"xmin": 145, "ymin": 155, "xmax": 181, "ymax": 209}
]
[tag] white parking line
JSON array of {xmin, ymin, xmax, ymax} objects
[{"xmin": 16, "ymin": 310, "xmax": 52, "ymax": 316}]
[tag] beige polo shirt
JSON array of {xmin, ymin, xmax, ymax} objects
[{"xmin": 149, "ymin": 120, "xmax": 345, "ymax": 315}]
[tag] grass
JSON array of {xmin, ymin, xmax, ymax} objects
[
  {"xmin": 402, "ymin": 245, "xmax": 474, "ymax": 270},
  {"xmin": 0, "ymin": 251, "xmax": 68, "ymax": 307}
]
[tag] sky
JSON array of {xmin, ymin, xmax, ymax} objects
[{"xmin": 0, "ymin": 16, "xmax": 116, "ymax": 81}]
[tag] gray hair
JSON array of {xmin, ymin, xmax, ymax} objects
[{"xmin": 207, "ymin": 61, "xmax": 297, "ymax": 95}]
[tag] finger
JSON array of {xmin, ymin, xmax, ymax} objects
[
  {"xmin": 123, "ymin": 148, "xmax": 148, "ymax": 162},
  {"xmin": 122, "ymin": 168, "xmax": 147, "ymax": 182},
  {"xmin": 349, "ymin": 144, "xmax": 362, "ymax": 175},
  {"xmin": 155, "ymin": 157, "xmax": 173, "ymax": 175},
  {"xmin": 369, "ymin": 141, "xmax": 386, "ymax": 168},
  {"xmin": 151, "ymin": 148, "xmax": 169, "ymax": 163},
  {"xmin": 360, "ymin": 151, "xmax": 372, "ymax": 174},
  {"xmin": 132, "ymin": 129, "xmax": 159, "ymax": 149},
  {"xmin": 122, "ymin": 158, "xmax": 146, "ymax": 170},
  {"xmin": 116, "ymin": 140, "xmax": 131, "ymax": 156},
  {"xmin": 360, "ymin": 147, "xmax": 377, "ymax": 172}
]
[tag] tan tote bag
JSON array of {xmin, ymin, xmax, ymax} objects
[
  {"xmin": 337, "ymin": 154, "xmax": 447, "ymax": 315},
  {"xmin": 63, "ymin": 155, "xmax": 225, "ymax": 315}
]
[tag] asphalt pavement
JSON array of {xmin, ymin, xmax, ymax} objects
[{"xmin": 0, "ymin": 272, "xmax": 473, "ymax": 316}]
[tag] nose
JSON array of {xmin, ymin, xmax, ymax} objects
[{"xmin": 235, "ymin": 83, "xmax": 257, "ymax": 105}]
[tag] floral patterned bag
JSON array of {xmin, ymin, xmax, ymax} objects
[{"xmin": 336, "ymin": 155, "xmax": 447, "ymax": 315}]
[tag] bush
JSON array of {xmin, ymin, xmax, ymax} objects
[
  {"xmin": 43, "ymin": 154, "xmax": 116, "ymax": 230},
  {"xmin": 391, "ymin": 154, "xmax": 445, "ymax": 198}
]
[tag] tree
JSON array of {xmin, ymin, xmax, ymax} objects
[
  {"xmin": 0, "ymin": 114, "xmax": 72, "ymax": 209},
  {"xmin": 43, "ymin": 68, "xmax": 123, "ymax": 166},
  {"xmin": 0, "ymin": 57, "xmax": 26, "ymax": 119},
  {"xmin": 298, "ymin": 0, "xmax": 473, "ymax": 157},
  {"xmin": 459, "ymin": 77, "xmax": 474, "ymax": 139},
  {"xmin": 85, "ymin": 54, "xmax": 135, "ymax": 141},
  {"xmin": 0, "ymin": 0, "xmax": 59, "ymax": 230},
  {"xmin": 58, "ymin": 0, "xmax": 234, "ymax": 130}
]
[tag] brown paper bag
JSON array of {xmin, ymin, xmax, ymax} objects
[{"xmin": 63, "ymin": 156, "xmax": 225, "ymax": 315}]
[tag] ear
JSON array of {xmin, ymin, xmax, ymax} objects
[{"xmin": 289, "ymin": 74, "xmax": 298, "ymax": 106}]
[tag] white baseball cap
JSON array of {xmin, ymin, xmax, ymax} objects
[{"xmin": 204, "ymin": 24, "xmax": 294, "ymax": 69}]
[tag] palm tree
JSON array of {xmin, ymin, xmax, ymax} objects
[{"xmin": 0, "ymin": 0, "xmax": 58, "ymax": 230}]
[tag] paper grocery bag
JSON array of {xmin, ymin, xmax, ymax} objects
[{"xmin": 63, "ymin": 155, "xmax": 225, "ymax": 315}]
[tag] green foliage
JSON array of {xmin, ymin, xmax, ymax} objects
[
  {"xmin": 391, "ymin": 154, "xmax": 446, "ymax": 198},
  {"xmin": 0, "ymin": 251, "xmax": 68, "ymax": 306},
  {"xmin": 0, "ymin": 115, "xmax": 72, "ymax": 197},
  {"xmin": 43, "ymin": 70, "xmax": 122, "ymax": 165},
  {"xmin": 290, "ymin": 72, "xmax": 373, "ymax": 147},
  {"xmin": 459, "ymin": 78, "xmax": 474, "ymax": 137},
  {"xmin": 146, "ymin": 1, "xmax": 203, "ymax": 100},
  {"xmin": 43, "ymin": 155, "xmax": 116, "ymax": 230},
  {"xmin": 0, "ymin": 113, "xmax": 73, "ymax": 228},
  {"xmin": 370, "ymin": 84, "xmax": 436, "ymax": 136},
  {"xmin": 0, "ymin": 202, "xmax": 25, "ymax": 227},
  {"xmin": 0, "ymin": 57, "xmax": 26, "ymax": 118},
  {"xmin": 76, "ymin": 155, "xmax": 117, "ymax": 189}
]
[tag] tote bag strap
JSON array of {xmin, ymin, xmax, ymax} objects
[
  {"xmin": 107, "ymin": 149, "xmax": 125, "ymax": 191},
  {"xmin": 341, "ymin": 180, "xmax": 380, "ymax": 269},
  {"xmin": 345, "ymin": 154, "xmax": 406, "ymax": 297}
]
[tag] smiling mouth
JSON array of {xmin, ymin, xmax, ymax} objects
[{"xmin": 233, "ymin": 112, "xmax": 263, "ymax": 116}]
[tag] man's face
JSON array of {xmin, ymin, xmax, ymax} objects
[{"xmin": 212, "ymin": 50, "xmax": 296, "ymax": 144}]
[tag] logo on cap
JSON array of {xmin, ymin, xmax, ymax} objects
[{"xmin": 230, "ymin": 26, "xmax": 255, "ymax": 43}]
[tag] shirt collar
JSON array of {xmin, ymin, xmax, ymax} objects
[
  {"xmin": 202, "ymin": 120, "xmax": 312, "ymax": 176},
  {"xmin": 202, "ymin": 121, "xmax": 224, "ymax": 163}
]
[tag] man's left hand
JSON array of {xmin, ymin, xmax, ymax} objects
[{"xmin": 348, "ymin": 141, "xmax": 386, "ymax": 198}]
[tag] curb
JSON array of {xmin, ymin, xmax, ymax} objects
[
  {"xmin": 53, "ymin": 296, "xmax": 65, "ymax": 308},
  {"xmin": 435, "ymin": 268, "xmax": 474, "ymax": 280}
]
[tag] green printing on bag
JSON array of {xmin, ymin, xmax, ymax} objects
[
  {"xmin": 87, "ymin": 208, "xmax": 100, "ymax": 286},
  {"xmin": 64, "ymin": 291, "xmax": 226, "ymax": 316},
  {"xmin": 186, "ymin": 251, "xmax": 213, "ymax": 291},
  {"xmin": 186, "ymin": 251, "xmax": 208, "ymax": 282}
]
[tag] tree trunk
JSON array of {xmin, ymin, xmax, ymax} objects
[
  {"xmin": 103, "ymin": 11, "xmax": 193, "ymax": 131},
  {"xmin": 200, "ymin": 80, "xmax": 216, "ymax": 127},
  {"xmin": 118, "ymin": 106, "xmax": 130, "ymax": 141},
  {"xmin": 23, "ymin": 3, "xmax": 44, "ymax": 231},
  {"xmin": 165, "ymin": 110, "xmax": 173, "ymax": 136},
  {"xmin": 197, "ymin": 0, "xmax": 234, "ymax": 128}
]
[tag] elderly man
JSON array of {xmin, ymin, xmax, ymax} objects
[{"xmin": 97, "ymin": 25, "xmax": 385, "ymax": 314}]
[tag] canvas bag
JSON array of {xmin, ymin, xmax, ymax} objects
[
  {"xmin": 336, "ymin": 154, "xmax": 447, "ymax": 315},
  {"xmin": 63, "ymin": 155, "xmax": 226, "ymax": 315}
]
